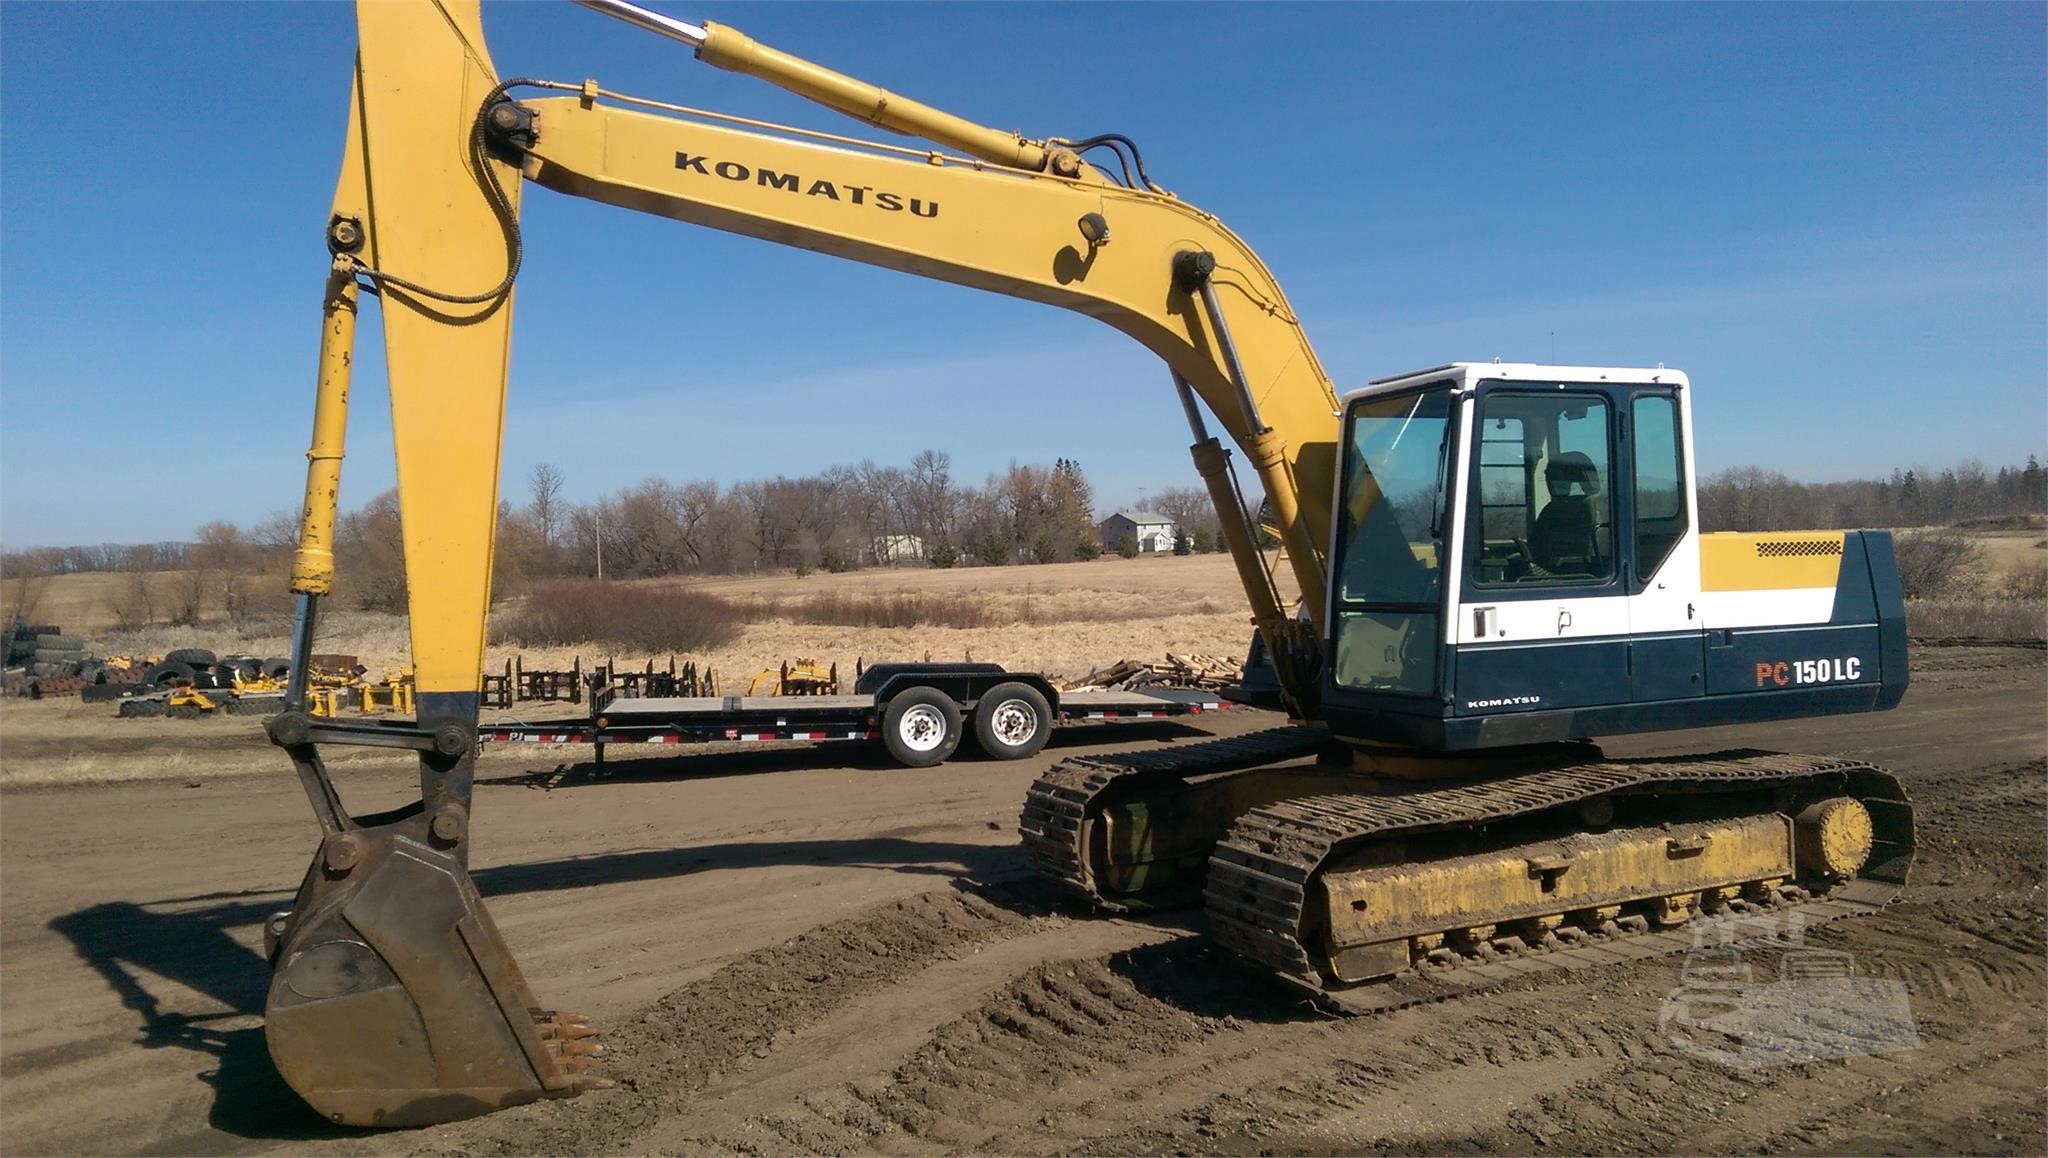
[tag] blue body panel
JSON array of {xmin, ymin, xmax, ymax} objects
[{"xmin": 1321, "ymin": 530, "xmax": 1909, "ymax": 751}]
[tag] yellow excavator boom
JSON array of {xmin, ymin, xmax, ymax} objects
[{"xmin": 265, "ymin": 0, "xmax": 1345, "ymax": 1127}]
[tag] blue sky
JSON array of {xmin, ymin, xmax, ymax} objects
[{"xmin": 3, "ymin": 1, "xmax": 2042, "ymax": 547}]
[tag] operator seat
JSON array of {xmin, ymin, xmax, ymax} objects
[{"xmin": 1530, "ymin": 451, "xmax": 1603, "ymax": 576}]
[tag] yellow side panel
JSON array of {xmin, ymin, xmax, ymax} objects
[{"xmin": 1700, "ymin": 532, "xmax": 1846, "ymax": 592}]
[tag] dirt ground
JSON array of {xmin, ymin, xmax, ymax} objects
[{"xmin": 0, "ymin": 641, "xmax": 2040, "ymax": 1155}]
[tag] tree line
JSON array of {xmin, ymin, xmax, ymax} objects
[
  {"xmin": 494, "ymin": 451, "xmax": 1103, "ymax": 584},
  {"xmin": 1697, "ymin": 458, "xmax": 2045, "ymax": 532}
]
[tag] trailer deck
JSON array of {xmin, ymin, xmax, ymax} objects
[{"xmin": 478, "ymin": 683, "xmax": 1225, "ymax": 766}]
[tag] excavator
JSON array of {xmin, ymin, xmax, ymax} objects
[{"xmin": 263, "ymin": 0, "xmax": 1913, "ymax": 1128}]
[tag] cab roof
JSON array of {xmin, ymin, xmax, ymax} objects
[{"xmin": 1344, "ymin": 361, "xmax": 1690, "ymax": 403}]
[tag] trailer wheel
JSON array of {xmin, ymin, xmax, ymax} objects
[
  {"xmin": 881, "ymin": 687, "xmax": 962, "ymax": 767},
  {"xmin": 973, "ymin": 682, "xmax": 1051, "ymax": 760}
]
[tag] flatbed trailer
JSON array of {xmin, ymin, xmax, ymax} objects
[{"xmin": 477, "ymin": 661, "xmax": 1226, "ymax": 768}]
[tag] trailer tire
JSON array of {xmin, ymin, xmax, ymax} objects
[
  {"xmin": 881, "ymin": 687, "xmax": 962, "ymax": 768},
  {"xmin": 972, "ymin": 682, "xmax": 1051, "ymax": 760},
  {"xmin": 165, "ymin": 649, "xmax": 217, "ymax": 667}
]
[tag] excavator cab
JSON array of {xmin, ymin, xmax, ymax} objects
[{"xmin": 1321, "ymin": 362, "xmax": 1909, "ymax": 752}]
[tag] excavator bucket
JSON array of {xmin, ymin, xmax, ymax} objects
[{"xmin": 263, "ymin": 720, "xmax": 606, "ymax": 1127}]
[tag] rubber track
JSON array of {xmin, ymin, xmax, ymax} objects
[
  {"xmin": 1205, "ymin": 750, "xmax": 1912, "ymax": 1013},
  {"xmin": 1018, "ymin": 726, "xmax": 1329, "ymax": 911}
]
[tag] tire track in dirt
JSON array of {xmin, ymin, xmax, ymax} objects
[
  {"xmin": 1059, "ymin": 916, "xmax": 2044, "ymax": 1156},
  {"xmin": 1464, "ymin": 951, "xmax": 2046, "ymax": 1155},
  {"xmin": 618, "ymin": 913, "xmax": 1191, "ymax": 1153},
  {"xmin": 645, "ymin": 933, "xmax": 1682, "ymax": 1155},
  {"xmin": 1056, "ymin": 961, "xmax": 1678, "ymax": 1156},
  {"xmin": 419, "ymin": 883, "xmax": 1057, "ymax": 1156},
  {"xmin": 675, "ymin": 944, "xmax": 1244, "ymax": 1154}
]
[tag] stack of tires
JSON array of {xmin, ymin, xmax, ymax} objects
[
  {"xmin": 5, "ymin": 623, "xmax": 60, "ymax": 667},
  {"xmin": 24, "ymin": 631, "xmax": 85, "ymax": 677},
  {"xmin": 138, "ymin": 649, "xmax": 237, "ymax": 689}
]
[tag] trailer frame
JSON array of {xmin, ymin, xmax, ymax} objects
[{"xmin": 476, "ymin": 661, "xmax": 1225, "ymax": 769}]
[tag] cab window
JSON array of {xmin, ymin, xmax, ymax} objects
[
  {"xmin": 1632, "ymin": 393, "xmax": 1687, "ymax": 582},
  {"xmin": 1469, "ymin": 392, "xmax": 1613, "ymax": 585}
]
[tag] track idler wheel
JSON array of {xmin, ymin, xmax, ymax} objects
[
  {"xmin": 1794, "ymin": 796, "xmax": 1875, "ymax": 879},
  {"xmin": 265, "ymin": 811, "xmax": 609, "ymax": 1127}
]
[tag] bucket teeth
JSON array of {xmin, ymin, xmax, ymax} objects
[
  {"xmin": 557, "ymin": 1057, "xmax": 616, "ymax": 1090},
  {"xmin": 532, "ymin": 1010, "xmax": 613, "ymax": 1088}
]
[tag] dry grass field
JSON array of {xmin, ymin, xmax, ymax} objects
[
  {"xmin": 1969, "ymin": 527, "xmax": 2048, "ymax": 574},
  {"xmin": 0, "ymin": 554, "xmax": 1271, "ymax": 788},
  {"xmin": 7, "ymin": 552, "xmax": 1281, "ymax": 688},
  {"xmin": 4, "ymin": 530, "xmax": 2038, "ymax": 700}
]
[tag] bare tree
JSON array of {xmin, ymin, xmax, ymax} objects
[
  {"xmin": 1152, "ymin": 485, "xmax": 1218, "ymax": 541},
  {"xmin": 0, "ymin": 548, "xmax": 57, "ymax": 627},
  {"xmin": 250, "ymin": 509, "xmax": 302, "ymax": 555},
  {"xmin": 528, "ymin": 462, "xmax": 565, "ymax": 559},
  {"xmin": 336, "ymin": 490, "xmax": 408, "ymax": 611},
  {"xmin": 906, "ymin": 449, "xmax": 956, "ymax": 557}
]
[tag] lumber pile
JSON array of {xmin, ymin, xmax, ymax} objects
[{"xmin": 1069, "ymin": 653, "xmax": 1243, "ymax": 692}]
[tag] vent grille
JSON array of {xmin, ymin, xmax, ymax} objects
[{"xmin": 1756, "ymin": 539, "xmax": 1842, "ymax": 558}]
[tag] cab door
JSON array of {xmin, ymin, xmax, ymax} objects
[
  {"xmin": 1623, "ymin": 389, "xmax": 1705, "ymax": 701},
  {"xmin": 1453, "ymin": 386, "xmax": 1630, "ymax": 716}
]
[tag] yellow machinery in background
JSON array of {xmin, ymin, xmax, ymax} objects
[
  {"xmin": 255, "ymin": 0, "xmax": 1913, "ymax": 1128},
  {"xmin": 745, "ymin": 659, "xmax": 839, "ymax": 697},
  {"xmin": 305, "ymin": 665, "xmax": 416, "ymax": 718}
]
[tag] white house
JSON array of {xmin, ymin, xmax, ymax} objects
[
  {"xmin": 870, "ymin": 534, "xmax": 925, "ymax": 564},
  {"xmin": 1098, "ymin": 510, "xmax": 1176, "ymax": 553}
]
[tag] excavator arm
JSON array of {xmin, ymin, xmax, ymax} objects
[{"xmin": 266, "ymin": 0, "xmax": 1343, "ymax": 1126}]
